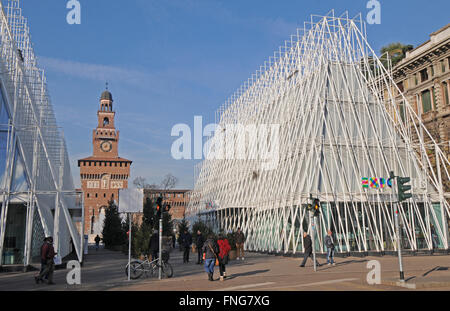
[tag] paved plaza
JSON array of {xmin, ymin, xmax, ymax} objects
[{"xmin": 0, "ymin": 246, "xmax": 449, "ymax": 291}]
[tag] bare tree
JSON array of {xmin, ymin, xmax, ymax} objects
[
  {"xmin": 160, "ymin": 173, "xmax": 178, "ymax": 190},
  {"xmin": 133, "ymin": 176, "xmax": 157, "ymax": 189},
  {"xmin": 133, "ymin": 176, "xmax": 146, "ymax": 189}
]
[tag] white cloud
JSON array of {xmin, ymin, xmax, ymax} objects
[{"xmin": 38, "ymin": 56, "xmax": 160, "ymax": 91}]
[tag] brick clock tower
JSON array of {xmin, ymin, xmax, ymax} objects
[{"xmin": 78, "ymin": 88, "xmax": 132, "ymax": 241}]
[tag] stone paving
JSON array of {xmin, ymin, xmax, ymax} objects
[{"xmin": 0, "ymin": 245, "xmax": 449, "ymax": 291}]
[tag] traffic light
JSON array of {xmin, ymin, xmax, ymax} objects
[
  {"xmin": 156, "ymin": 196, "xmax": 163, "ymax": 207},
  {"xmin": 156, "ymin": 205, "xmax": 161, "ymax": 219},
  {"xmin": 313, "ymin": 198, "xmax": 320, "ymax": 216},
  {"xmin": 397, "ymin": 176, "xmax": 412, "ymax": 202},
  {"xmin": 156, "ymin": 196, "xmax": 162, "ymax": 218}
]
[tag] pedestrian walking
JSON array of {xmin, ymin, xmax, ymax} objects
[
  {"xmin": 35, "ymin": 236, "xmax": 56, "ymax": 285},
  {"xmin": 180, "ymin": 229, "xmax": 192, "ymax": 263},
  {"xmin": 300, "ymin": 232, "xmax": 320, "ymax": 267},
  {"xmin": 196, "ymin": 230, "xmax": 205, "ymax": 264},
  {"xmin": 217, "ymin": 234, "xmax": 231, "ymax": 281},
  {"xmin": 37, "ymin": 237, "xmax": 48, "ymax": 280},
  {"xmin": 94, "ymin": 234, "xmax": 101, "ymax": 251},
  {"xmin": 149, "ymin": 230, "xmax": 159, "ymax": 260},
  {"xmin": 171, "ymin": 233, "xmax": 176, "ymax": 249},
  {"xmin": 234, "ymin": 227, "xmax": 246, "ymax": 260},
  {"xmin": 202, "ymin": 234, "xmax": 219, "ymax": 281},
  {"xmin": 325, "ymin": 230, "xmax": 336, "ymax": 266}
]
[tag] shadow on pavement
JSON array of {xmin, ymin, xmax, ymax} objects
[
  {"xmin": 317, "ymin": 259, "xmax": 369, "ymax": 271},
  {"xmin": 422, "ymin": 266, "xmax": 448, "ymax": 277},
  {"xmin": 405, "ymin": 276, "xmax": 416, "ymax": 282},
  {"xmin": 225, "ymin": 269, "xmax": 270, "ymax": 279}
]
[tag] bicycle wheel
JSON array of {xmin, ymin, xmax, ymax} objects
[
  {"xmin": 125, "ymin": 261, "xmax": 144, "ymax": 279},
  {"xmin": 148, "ymin": 263, "xmax": 157, "ymax": 278},
  {"xmin": 161, "ymin": 262, "xmax": 173, "ymax": 278}
]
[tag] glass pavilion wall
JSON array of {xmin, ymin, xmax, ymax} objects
[
  {"xmin": 186, "ymin": 12, "xmax": 450, "ymax": 255},
  {"xmin": 0, "ymin": 0, "xmax": 83, "ymax": 267}
]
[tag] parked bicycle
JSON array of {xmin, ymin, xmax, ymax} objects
[{"xmin": 125, "ymin": 250, "xmax": 173, "ymax": 279}]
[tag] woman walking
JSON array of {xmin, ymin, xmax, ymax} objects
[
  {"xmin": 202, "ymin": 234, "xmax": 219, "ymax": 281},
  {"xmin": 217, "ymin": 235, "xmax": 231, "ymax": 281}
]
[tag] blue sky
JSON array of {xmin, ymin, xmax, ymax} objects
[{"xmin": 21, "ymin": 0, "xmax": 450, "ymax": 189}]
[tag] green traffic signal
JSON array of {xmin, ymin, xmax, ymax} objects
[{"xmin": 397, "ymin": 176, "xmax": 412, "ymax": 202}]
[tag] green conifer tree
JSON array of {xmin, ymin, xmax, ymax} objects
[{"xmin": 102, "ymin": 199, "xmax": 126, "ymax": 248}]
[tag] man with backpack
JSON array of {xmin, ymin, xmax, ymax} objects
[{"xmin": 202, "ymin": 234, "xmax": 219, "ymax": 281}]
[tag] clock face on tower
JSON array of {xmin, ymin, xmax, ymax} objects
[{"xmin": 100, "ymin": 140, "xmax": 112, "ymax": 152}]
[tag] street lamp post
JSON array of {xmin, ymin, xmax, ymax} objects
[
  {"xmin": 158, "ymin": 195, "xmax": 164, "ymax": 280},
  {"xmin": 394, "ymin": 204, "xmax": 404, "ymax": 281},
  {"xmin": 159, "ymin": 215, "xmax": 162, "ymax": 280},
  {"xmin": 310, "ymin": 210, "xmax": 317, "ymax": 272},
  {"xmin": 127, "ymin": 213, "xmax": 132, "ymax": 281}
]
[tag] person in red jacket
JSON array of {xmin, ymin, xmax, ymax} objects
[
  {"xmin": 35, "ymin": 236, "xmax": 56, "ymax": 285},
  {"xmin": 217, "ymin": 235, "xmax": 231, "ymax": 281}
]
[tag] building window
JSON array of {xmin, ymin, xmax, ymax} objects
[
  {"xmin": 441, "ymin": 60, "xmax": 446, "ymax": 73},
  {"xmin": 414, "ymin": 74, "xmax": 418, "ymax": 85},
  {"xmin": 442, "ymin": 82, "xmax": 449, "ymax": 106},
  {"xmin": 432, "ymin": 87, "xmax": 437, "ymax": 109},
  {"xmin": 421, "ymin": 90, "xmax": 432, "ymax": 113},
  {"xmin": 420, "ymin": 68, "xmax": 428, "ymax": 83},
  {"xmin": 430, "ymin": 65, "xmax": 434, "ymax": 77},
  {"xmin": 87, "ymin": 193, "xmax": 90, "ymax": 198},
  {"xmin": 397, "ymin": 81, "xmax": 404, "ymax": 93},
  {"xmin": 95, "ymin": 193, "xmax": 98, "ymax": 198},
  {"xmin": 399, "ymin": 101, "xmax": 405, "ymax": 122},
  {"xmin": 104, "ymin": 193, "xmax": 106, "ymax": 198}
]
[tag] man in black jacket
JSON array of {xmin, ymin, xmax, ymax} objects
[
  {"xmin": 300, "ymin": 231, "xmax": 321, "ymax": 267},
  {"xmin": 180, "ymin": 229, "xmax": 192, "ymax": 263},
  {"xmin": 196, "ymin": 230, "xmax": 205, "ymax": 264},
  {"xmin": 149, "ymin": 230, "xmax": 159, "ymax": 260}
]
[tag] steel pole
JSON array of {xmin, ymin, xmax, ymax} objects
[
  {"xmin": 159, "ymin": 217, "xmax": 162, "ymax": 280},
  {"xmin": 128, "ymin": 214, "xmax": 131, "ymax": 281},
  {"xmin": 310, "ymin": 210, "xmax": 317, "ymax": 272},
  {"xmin": 395, "ymin": 204, "xmax": 404, "ymax": 281}
]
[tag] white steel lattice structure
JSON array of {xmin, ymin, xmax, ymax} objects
[
  {"xmin": 186, "ymin": 12, "xmax": 450, "ymax": 255},
  {"xmin": 0, "ymin": 0, "xmax": 83, "ymax": 267}
]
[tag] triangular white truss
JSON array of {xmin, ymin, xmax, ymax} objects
[
  {"xmin": 0, "ymin": 0, "xmax": 83, "ymax": 266},
  {"xmin": 187, "ymin": 11, "xmax": 450, "ymax": 254}
]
